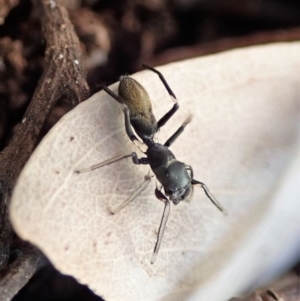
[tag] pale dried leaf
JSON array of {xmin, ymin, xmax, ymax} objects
[{"xmin": 10, "ymin": 42, "xmax": 300, "ymax": 301}]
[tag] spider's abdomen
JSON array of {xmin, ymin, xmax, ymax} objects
[{"xmin": 119, "ymin": 76, "xmax": 157, "ymax": 141}]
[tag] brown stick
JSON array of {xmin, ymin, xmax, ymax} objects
[
  {"xmin": 148, "ymin": 28, "xmax": 300, "ymax": 66},
  {"xmin": 0, "ymin": 0, "xmax": 89, "ymax": 297}
]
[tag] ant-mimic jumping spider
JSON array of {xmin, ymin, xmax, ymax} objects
[{"xmin": 76, "ymin": 64, "xmax": 225, "ymax": 263}]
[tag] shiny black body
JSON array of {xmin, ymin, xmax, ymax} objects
[{"xmin": 146, "ymin": 143, "xmax": 191, "ymax": 205}]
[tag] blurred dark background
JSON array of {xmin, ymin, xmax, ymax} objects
[
  {"xmin": 1, "ymin": 0, "xmax": 300, "ymax": 150},
  {"xmin": 0, "ymin": 0, "xmax": 299, "ymax": 300}
]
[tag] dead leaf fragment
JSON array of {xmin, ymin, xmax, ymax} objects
[{"xmin": 10, "ymin": 42, "xmax": 300, "ymax": 301}]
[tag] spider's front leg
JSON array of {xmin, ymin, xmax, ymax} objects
[{"xmin": 151, "ymin": 185, "xmax": 171, "ymax": 264}]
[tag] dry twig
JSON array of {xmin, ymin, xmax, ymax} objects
[{"xmin": 0, "ymin": 0, "xmax": 89, "ymax": 299}]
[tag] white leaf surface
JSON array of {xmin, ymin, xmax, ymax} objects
[{"xmin": 10, "ymin": 42, "xmax": 300, "ymax": 301}]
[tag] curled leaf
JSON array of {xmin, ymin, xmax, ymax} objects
[{"xmin": 10, "ymin": 42, "xmax": 300, "ymax": 301}]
